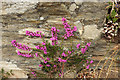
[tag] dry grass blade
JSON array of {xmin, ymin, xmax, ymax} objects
[
  {"xmin": 94, "ymin": 44, "xmax": 119, "ymax": 78},
  {"xmin": 105, "ymin": 50, "xmax": 118, "ymax": 78},
  {"xmin": 98, "ymin": 49, "xmax": 117, "ymax": 78}
]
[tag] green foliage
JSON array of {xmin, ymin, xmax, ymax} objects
[
  {"xmin": 111, "ymin": 10, "xmax": 117, "ymax": 17},
  {"xmin": 112, "ymin": 18, "xmax": 118, "ymax": 22},
  {"xmin": 0, "ymin": 68, "xmax": 14, "ymax": 80},
  {"xmin": 106, "ymin": 3, "xmax": 119, "ymax": 23}
]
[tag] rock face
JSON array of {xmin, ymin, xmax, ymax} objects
[
  {"xmin": 81, "ymin": 25, "xmax": 102, "ymax": 40},
  {"xmin": 1, "ymin": 1, "xmax": 110, "ymax": 78},
  {"xmin": 2, "ymin": 2, "xmax": 36, "ymax": 15},
  {"xmin": 0, "ymin": 61, "xmax": 28, "ymax": 78}
]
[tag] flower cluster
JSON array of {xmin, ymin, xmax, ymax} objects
[
  {"xmin": 11, "ymin": 18, "xmax": 94, "ymax": 78},
  {"xmin": 17, "ymin": 51, "xmax": 33, "ymax": 58},
  {"xmin": 62, "ymin": 17, "xmax": 77, "ymax": 39},
  {"xmin": 58, "ymin": 58, "xmax": 67, "ymax": 62},
  {"xmin": 76, "ymin": 42, "xmax": 91, "ymax": 54},
  {"xmin": 11, "ymin": 40, "xmax": 31, "ymax": 51},
  {"xmin": 31, "ymin": 69, "xmax": 37, "ymax": 77},
  {"xmin": 35, "ymin": 42, "xmax": 47, "ymax": 54},
  {"xmin": 76, "ymin": 42, "xmax": 92, "ymax": 69},
  {"xmin": 50, "ymin": 27, "xmax": 59, "ymax": 45},
  {"xmin": 86, "ymin": 60, "xmax": 93, "ymax": 69},
  {"xmin": 39, "ymin": 57, "xmax": 55, "ymax": 68},
  {"xmin": 26, "ymin": 30, "xmax": 44, "ymax": 38}
]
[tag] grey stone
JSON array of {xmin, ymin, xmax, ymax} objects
[
  {"xmin": 75, "ymin": 0, "xmax": 83, "ymax": 5},
  {"xmin": 81, "ymin": 24, "xmax": 102, "ymax": 40},
  {"xmin": 69, "ymin": 3, "xmax": 77, "ymax": 12},
  {"xmin": 2, "ymin": 2, "xmax": 36, "ymax": 15},
  {"xmin": 40, "ymin": 17, "xmax": 44, "ymax": 20}
]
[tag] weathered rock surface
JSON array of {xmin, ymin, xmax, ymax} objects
[
  {"xmin": 81, "ymin": 24, "xmax": 102, "ymax": 40},
  {"xmin": 2, "ymin": 2, "xmax": 116, "ymax": 78},
  {"xmin": 2, "ymin": 2, "xmax": 36, "ymax": 15},
  {"xmin": 0, "ymin": 61, "xmax": 28, "ymax": 78},
  {"xmin": 69, "ymin": 3, "xmax": 77, "ymax": 12}
]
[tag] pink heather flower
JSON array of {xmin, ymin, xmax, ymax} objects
[
  {"xmin": 59, "ymin": 73, "xmax": 61, "ymax": 77},
  {"xmin": 62, "ymin": 59, "xmax": 67, "ymax": 62},
  {"xmin": 46, "ymin": 58, "xmax": 50, "ymax": 61},
  {"xmin": 68, "ymin": 51, "xmax": 72, "ymax": 54},
  {"xmin": 33, "ymin": 74, "xmax": 36, "ymax": 77},
  {"xmin": 64, "ymin": 36, "xmax": 67, "ymax": 39},
  {"xmin": 35, "ymin": 53, "xmax": 38, "ymax": 57},
  {"xmin": 44, "ymin": 51, "xmax": 47, "ymax": 54},
  {"xmin": 50, "ymin": 37, "xmax": 56, "ymax": 41},
  {"xmin": 52, "ymin": 42, "xmax": 55, "ymax": 45},
  {"xmin": 42, "ymin": 42, "xmax": 46, "ymax": 45},
  {"xmin": 90, "ymin": 60, "xmax": 93, "ymax": 64},
  {"xmin": 17, "ymin": 51, "xmax": 21, "ymax": 55},
  {"xmin": 62, "ymin": 52, "xmax": 67, "ymax": 57},
  {"xmin": 46, "ymin": 64, "xmax": 50, "ymax": 67},
  {"xmin": 36, "ymin": 31, "xmax": 40, "ymax": 36},
  {"xmin": 35, "ymin": 45, "xmax": 39, "ymax": 49},
  {"xmin": 39, "ymin": 64, "xmax": 43, "ymax": 67},
  {"xmin": 54, "ymin": 65, "xmax": 56, "ymax": 67},
  {"xmin": 86, "ymin": 60, "xmax": 89, "ymax": 63},
  {"xmin": 84, "ymin": 45, "xmax": 88, "ymax": 51},
  {"xmin": 44, "ymin": 60, "xmax": 47, "ymax": 64},
  {"xmin": 73, "ymin": 26, "xmax": 77, "ymax": 31},
  {"xmin": 11, "ymin": 40, "xmax": 16, "ymax": 44},
  {"xmin": 40, "ymin": 57, "xmax": 43, "ymax": 60},
  {"xmin": 87, "ymin": 42, "xmax": 91, "ymax": 47},
  {"xmin": 44, "ymin": 46, "xmax": 47, "ymax": 51},
  {"xmin": 58, "ymin": 58, "xmax": 62, "ymax": 62},
  {"xmin": 31, "ymin": 72, "xmax": 35, "ymax": 74},
  {"xmin": 57, "ymin": 29, "xmax": 60, "ymax": 32},
  {"xmin": 62, "ymin": 17, "xmax": 66, "ymax": 21},
  {"xmin": 86, "ymin": 65, "xmax": 90, "ymax": 69},
  {"xmin": 76, "ymin": 43, "xmax": 80, "ymax": 49},
  {"xmin": 81, "ymin": 48, "xmax": 85, "ymax": 54}
]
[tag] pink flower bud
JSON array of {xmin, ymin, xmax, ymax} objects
[
  {"xmin": 62, "ymin": 59, "xmax": 67, "ymax": 62},
  {"xmin": 54, "ymin": 65, "xmax": 56, "ymax": 67},
  {"xmin": 35, "ymin": 53, "xmax": 38, "ymax": 57},
  {"xmin": 86, "ymin": 65, "xmax": 90, "ymax": 69},
  {"xmin": 87, "ymin": 42, "xmax": 91, "ymax": 47},
  {"xmin": 76, "ymin": 43, "xmax": 80, "ymax": 49},
  {"xmin": 44, "ymin": 60, "xmax": 47, "ymax": 64},
  {"xmin": 62, "ymin": 17, "xmax": 66, "ymax": 21},
  {"xmin": 90, "ymin": 60, "xmax": 93, "ymax": 64},
  {"xmin": 39, "ymin": 64, "xmax": 42, "ymax": 67},
  {"xmin": 46, "ymin": 64, "xmax": 50, "ymax": 67},
  {"xmin": 46, "ymin": 58, "xmax": 50, "ymax": 61},
  {"xmin": 42, "ymin": 42, "xmax": 46, "ymax": 45},
  {"xmin": 59, "ymin": 73, "xmax": 61, "ymax": 77}
]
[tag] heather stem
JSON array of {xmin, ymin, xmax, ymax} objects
[{"xmin": 61, "ymin": 62, "xmax": 64, "ymax": 78}]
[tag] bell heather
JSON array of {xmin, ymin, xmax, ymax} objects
[
  {"xmin": 26, "ymin": 30, "xmax": 44, "ymax": 38},
  {"xmin": 11, "ymin": 18, "xmax": 94, "ymax": 78},
  {"xmin": 11, "ymin": 40, "xmax": 31, "ymax": 51},
  {"xmin": 50, "ymin": 27, "xmax": 59, "ymax": 45},
  {"xmin": 62, "ymin": 17, "xmax": 77, "ymax": 39}
]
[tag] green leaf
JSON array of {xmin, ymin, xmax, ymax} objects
[
  {"xmin": 108, "ymin": 2, "xmax": 113, "ymax": 5},
  {"xmin": 1, "ymin": 68, "xmax": 4, "ymax": 74},
  {"xmin": 112, "ymin": 18, "xmax": 118, "ymax": 23},
  {"xmin": 6, "ymin": 72, "xmax": 10, "ymax": 76},
  {"xmin": 106, "ymin": 15, "xmax": 111, "ymax": 21},
  {"xmin": 111, "ymin": 10, "xmax": 117, "ymax": 18}
]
